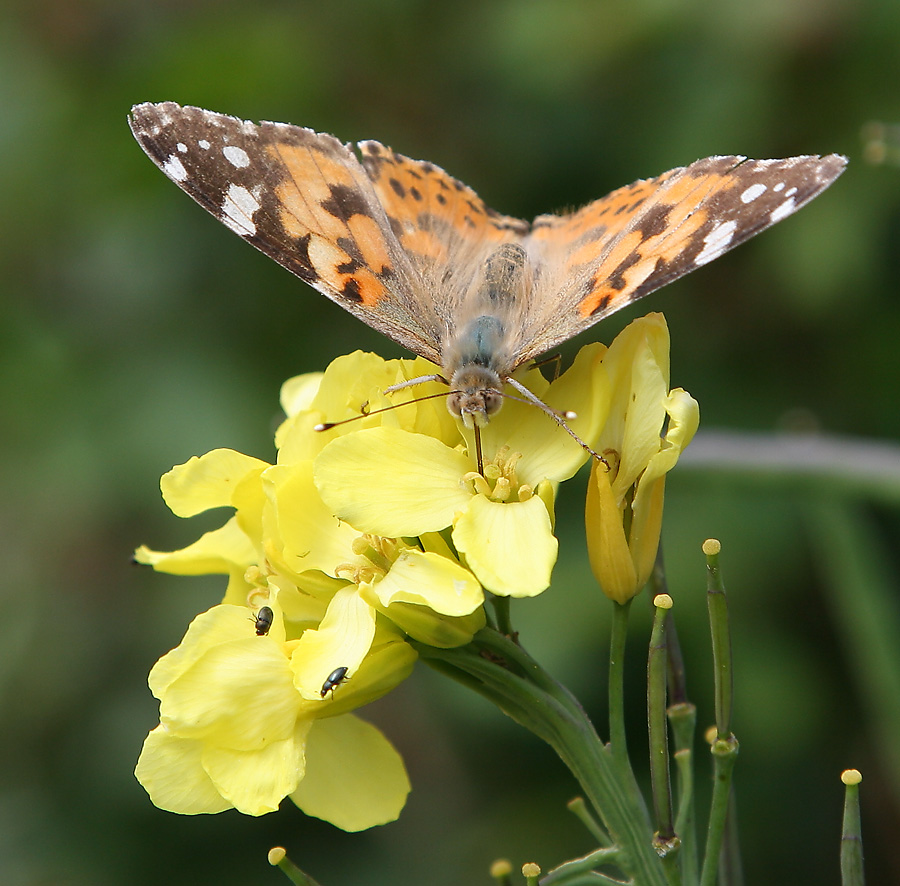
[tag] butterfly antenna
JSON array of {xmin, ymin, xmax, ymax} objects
[{"xmin": 314, "ymin": 390, "xmax": 453, "ymax": 431}]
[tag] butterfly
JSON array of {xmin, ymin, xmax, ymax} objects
[{"xmin": 129, "ymin": 102, "xmax": 846, "ymax": 431}]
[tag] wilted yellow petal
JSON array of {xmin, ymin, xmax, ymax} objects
[
  {"xmin": 291, "ymin": 714, "xmax": 410, "ymax": 831},
  {"xmin": 585, "ymin": 460, "xmax": 639, "ymax": 604},
  {"xmin": 453, "ymin": 494, "xmax": 557, "ymax": 597}
]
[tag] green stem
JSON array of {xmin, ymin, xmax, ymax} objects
[
  {"xmin": 669, "ymin": 708, "xmax": 698, "ymax": 885},
  {"xmin": 414, "ymin": 628, "xmax": 667, "ymax": 886},
  {"xmin": 609, "ymin": 599, "xmax": 632, "ymax": 770},
  {"xmin": 840, "ymin": 772, "xmax": 865, "ymax": 886},
  {"xmin": 655, "ymin": 547, "xmax": 698, "ymax": 883},
  {"xmin": 704, "ymin": 543, "xmax": 733, "ymax": 738},
  {"xmin": 269, "ymin": 849, "xmax": 323, "ymax": 886},
  {"xmin": 648, "ymin": 600, "xmax": 674, "ymax": 840},
  {"xmin": 699, "ymin": 734, "xmax": 739, "ymax": 886},
  {"xmin": 718, "ymin": 788, "xmax": 744, "ymax": 886},
  {"xmin": 567, "ymin": 797, "xmax": 612, "ymax": 847},
  {"xmin": 491, "ymin": 594, "xmax": 513, "ymax": 637}
]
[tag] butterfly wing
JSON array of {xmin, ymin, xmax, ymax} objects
[
  {"xmin": 129, "ymin": 102, "xmax": 443, "ymax": 363},
  {"xmin": 517, "ymin": 154, "xmax": 847, "ymax": 365},
  {"xmin": 358, "ymin": 141, "xmax": 530, "ymax": 345}
]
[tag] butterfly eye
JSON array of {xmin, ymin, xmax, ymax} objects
[{"xmin": 482, "ymin": 390, "xmax": 504, "ymax": 416}]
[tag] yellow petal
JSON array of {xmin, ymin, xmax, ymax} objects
[
  {"xmin": 135, "ymin": 516, "xmax": 256, "ymax": 575},
  {"xmin": 291, "ymin": 714, "xmax": 410, "ymax": 831},
  {"xmin": 280, "ymin": 372, "xmax": 324, "ymax": 418},
  {"xmin": 627, "ymin": 388, "xmax": 699, "ymax": 590},
  {"xmin": 371, "ymin": 549, "xmax": 483, "ymax": 616},
  {"xmin": 290, "ymin": 586, "xmax": 377, "ymax": 701},
  {"xmin": 315, "ymin": 427, "xmax": 472, "ymax": 536},
  {"xmin": 160, "ymin": 635, "xmax": 298, "ymax": 750},
  {"xmin": 161, "ymin": 449, "xmax": 269, "ymax": 517},
  {"xmin": 453, "ymin": 495, "xmax": 557, "ymax": 597},
  {"xmin": 498, "ymin": 342, "xmax": 611, "ymax": 486},
  {"xmin": 585, "ymin": 460, "xmax": 639, "ymax": 604},
  {"xmin": 263, "ymin": 462, "xmax": 359, "ymax": 576},
  {"xmin": 135, "ymin": 726, "xmax": 232, "ymax": 815},
  {"xmin": 148, "ymin": 604, "xmax": 254, "ymax": 697},
  {"xmin": 314, "ymin": 638, "xmax": 418, "ymax": 715},
  {"xmin": 202, "ymin": 719, "xmax": 312, "ymax": 816},
  {"xmin": 629, "ymin": 473, "xmax": 666, "ymax": 592}
]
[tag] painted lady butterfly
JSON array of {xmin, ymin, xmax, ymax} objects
[{"xmin": 130, "ymin": 102, "xmax": 846, "ymax": 429}]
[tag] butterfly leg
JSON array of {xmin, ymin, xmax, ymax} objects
[{"xmin": 503, "ymin": 376, "xmax": 609, "ymax": 468}]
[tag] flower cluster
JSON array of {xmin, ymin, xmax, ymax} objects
[{"xmin": 134, "ymin": 313, "xmax": 697, "ymax": 827}]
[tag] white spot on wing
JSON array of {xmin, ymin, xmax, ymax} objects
[
  {"xmin": 741, "ymin": 183, "xmax": 767, "ymax": 203},
  {"xmin": 773, "ymin": 182, "xmax": 785, "ymax": 192},
  {"xmin": 770, "ymin": 197, "xmax": 797, "ymax": 224},
  {"xmin": 221, "ymin": 184, "xmax": 260, "ymax": 236},
  {"xmin": 199, "ymin": 139, "xmax": 211, "ymax": 150},
  {"xmin": 176, "ymin": 142, "xmax": 187, "ymax": 153},
  {"xmin": 784, "ymin": 186, "xmax": 798, "ymax": 197},
  {"xmin": 695, "ymin": 220, "xmax": 737, "ymax": 266},
  {"xmin": 162, "ymin": 155, "xmax": 188, "ymax": 182},
  {"xmin": 223, "ymin": 145, "xmax": 251, "ymax": 168}
]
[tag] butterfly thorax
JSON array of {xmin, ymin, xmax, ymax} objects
[{"xmin": 444, "ymin": 244, "xmax": 529, "ymax": 428}]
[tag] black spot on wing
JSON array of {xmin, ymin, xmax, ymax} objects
[
  {"xmin": 637, "ymin": 204, "xmax": 671, "ymax": 239},
  {"xmin": 320, "ymin": 183, "xmax": 372, "ymax": 222},
  {"xmin": 605, "ymin": 250, "xmax": 642, "ymax": 293}
]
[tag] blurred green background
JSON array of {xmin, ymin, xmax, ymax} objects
[{"xmin": 4, "ymin": 0, "xmax": 900, "ymax": 883}]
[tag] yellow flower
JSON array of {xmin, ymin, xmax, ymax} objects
[
  {"xmin": 584, "ymin": 314, "xmax": 699, "ymax": 603},
  {"xmin": 134, "ymin": 601, "xmax": 414, "ymax": 828},
  {"xmin": 135, "ymin": 352, "xmax": 494, "ymax": 823},
  {"xmin": 313, "ymin": 343, "xmax": 610, "ymax": 598}
]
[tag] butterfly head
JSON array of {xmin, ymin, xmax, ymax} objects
[{"xmin": 447, "ymin": 364, "xmax": 505, "ymax": 428}]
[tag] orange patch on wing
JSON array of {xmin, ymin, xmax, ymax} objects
[
  {"xmin": 347, "ymin": 213, "xmax": 393, "ymax": 273},
  {"xmin": 273, "ymin": 143, "xmax": 358, "ymax": 193},
  {"xmin": 304, "ymin": 235, "xmax": 390, "ymax": 306},
  {"xmin": 342, "ymin": 267, "xmax": 389, "ymax": 306},
  {"xmin": 399, "ymin": 227, "xmax": 448, "ymax": 261},
  {"xmin": 275, "ymin": 180, "xmax": 346, "ymax": 242},
  {"xmin": 579, "ymin": 284, "xmax": 624, "ymax": 317}
]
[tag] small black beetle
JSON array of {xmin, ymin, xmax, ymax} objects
[
  {"xmin": 320, "ymin": 666, "xmax": 350, "ymax": 698},
  {"xmin": 252, "ymin": 606, "xmax": 274, "ymax": 636}
]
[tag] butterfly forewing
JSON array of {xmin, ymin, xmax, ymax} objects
[
  {"xmin": 129, "ymin": 102, "xmax": 442, "ymax": 363},
  {"xmin": 516, "ymin": 154, "xmax": 847, "ymax": 364}
]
